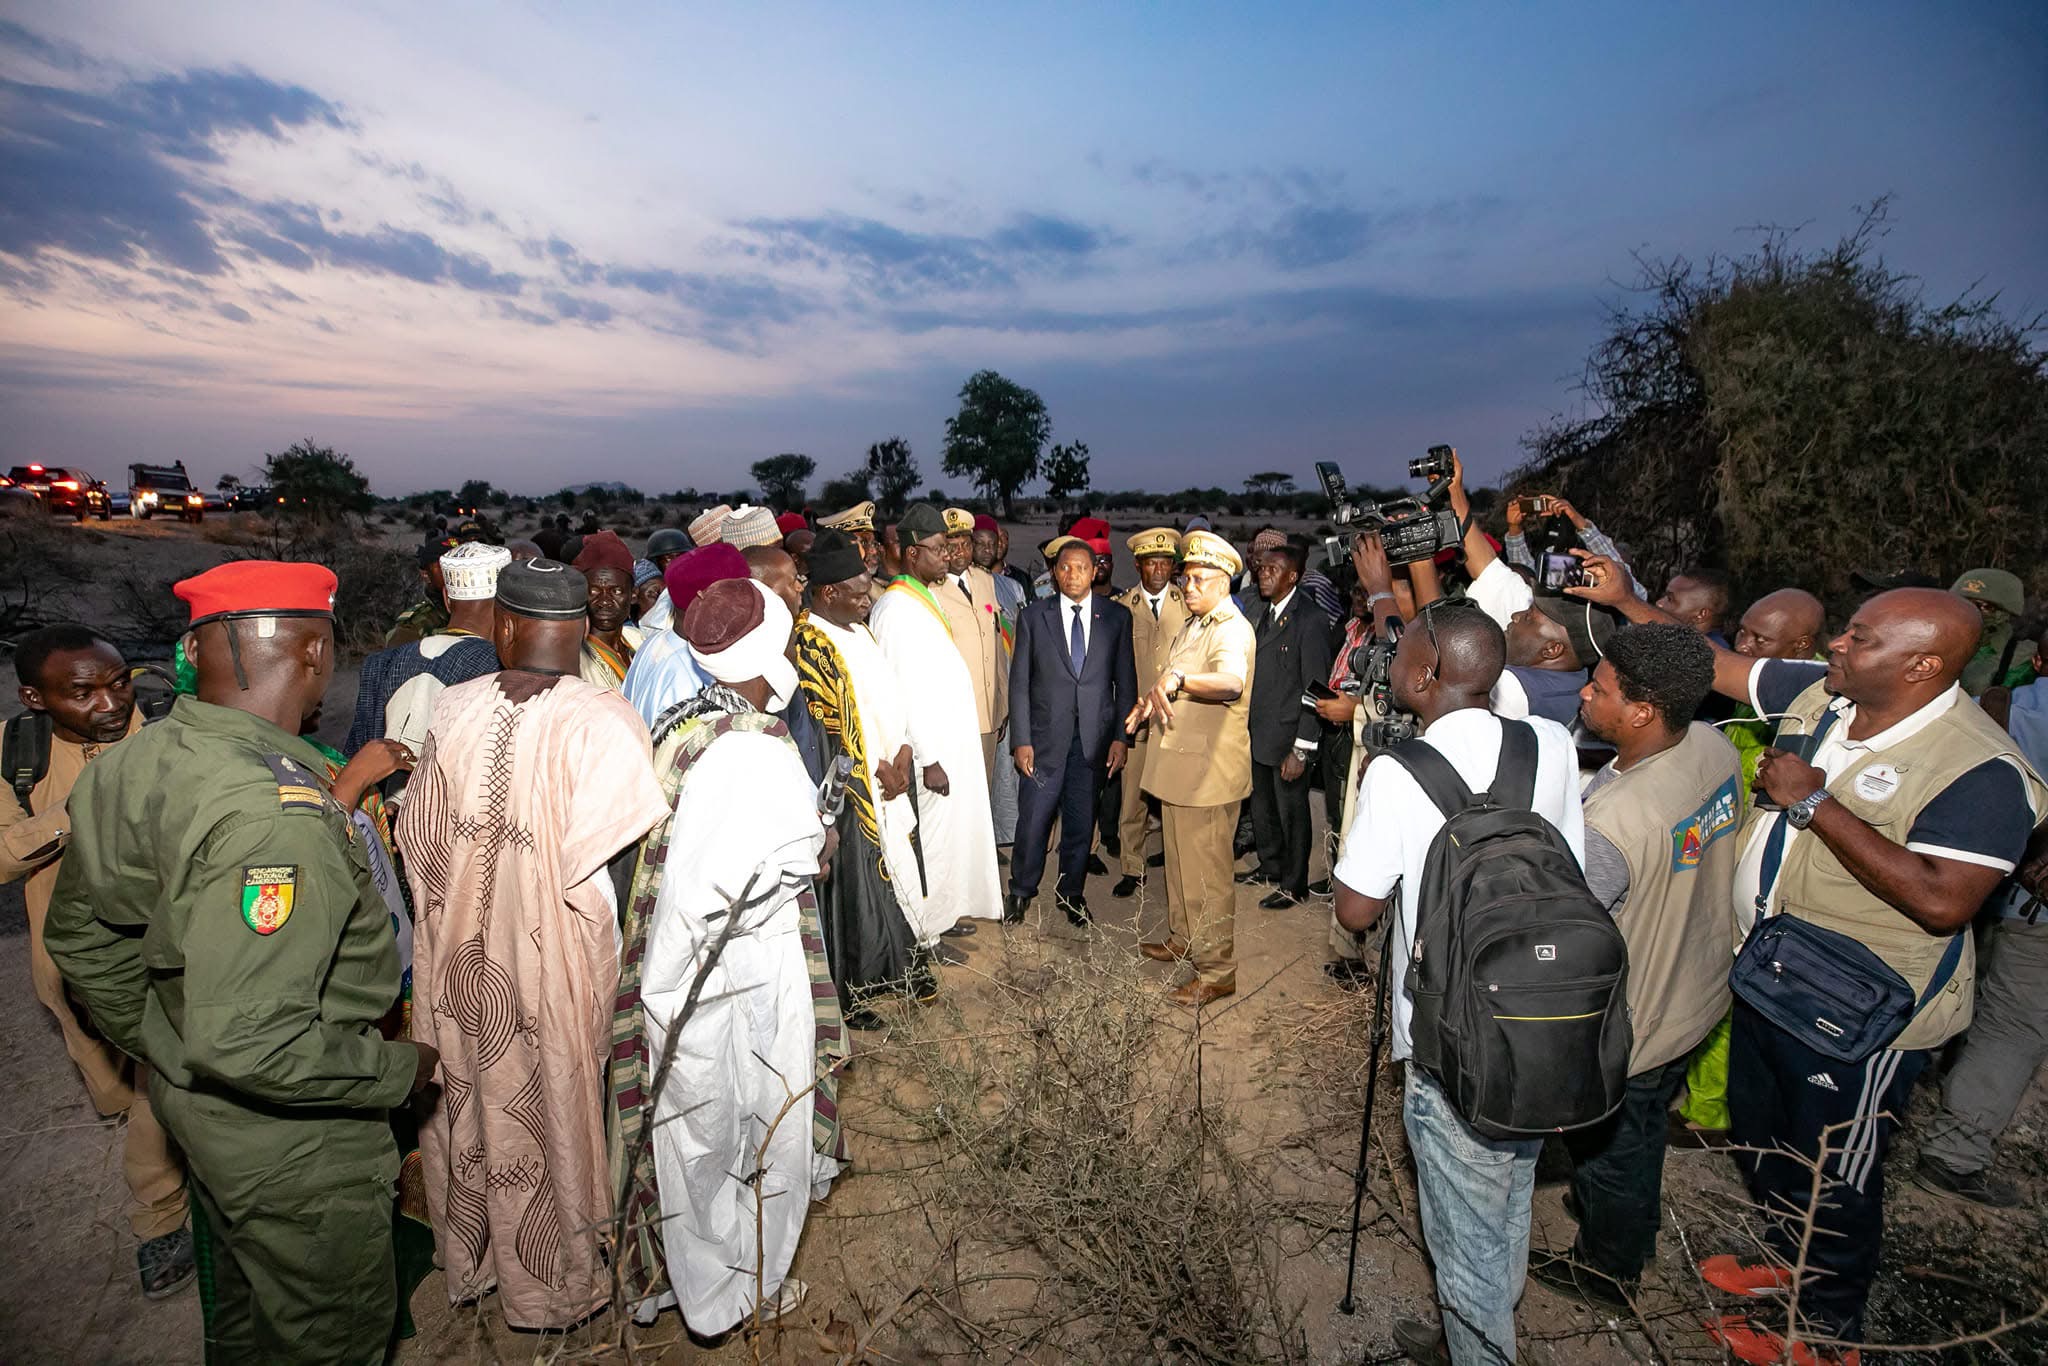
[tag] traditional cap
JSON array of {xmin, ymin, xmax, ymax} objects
[
  {"xmin": 898, "ymin": 502, "xmax": 947, "ymax": 545},
  {"xmin": 663, "ymin": 543, "xmax": 748, "ymax": 619},
  {"xmin": 720, "ymin": 505, "xmax": 781, "ymax": 549},
  {"xmin": 572, "ymin": 529, "xmax": 635, "ymax": 578},
  {"xmin": 418, "ymin": 534, "xmax": 459, "ymax": 568},
  {"xmin": 1178, "ymin": 530, "xmax": 1242, "ymax": 576},
  {"xmin": 942, "ymin": 507, "xmax": 975, "ymax": 536},
  {"xmin": 1086, "ymin": 538, "xmax": 1111, "ymax": 558},
  {"xmin": 819, "ymin": 499, "xmax": 876, "ymax": 533},
  {"xmin": 1250, "ymin": 527, "xmax": 1286, "ymax": 557},
  {"xmin": 631, "ymin": 557, "xmax": 662, "ymax": 588},
  {"xmin": 1128, "ymin": 527, "xmax": 1180, "ymax": 559},
  {"xmin": 973, "ymin": 513, "xmax": 999, "ymax": 533},
  {"xmin": 496, "ymin": 558, "xmax": 589, "ymax": 620},
  {"xmin": 688, "ymin": 503, "xmax": 734, "ymax": 545},
  {"xmin": 646, "ymin": 528, "xmax": 691, "ymax": 560},
  {"xmin": 1532, "ymin": 595, "xmax": 1619, "ymax": 670},
  {"xmin": 1950, "ymin": 568, "xmax": 2025, "ymax": 617},
  {"xmin": 440, "ymin": 542, "xmax": 512, "ymax": 601},
  {"xmin": 175, "ymin": 560, "xmax": 337, "ymax": 628},
  {"xmin": 685, "ymin": 578, "xmax": 796, "ymax": 689},
  {"xmin": 1042, "ymin": 534, "xmax": 1086, "ymax": 563},
  {"xmin": 807, "ymin": 528, "xmax": 866, "ymax": 586},
  {"xmin": 1184, "ymin": 515, "xmax": 1213, "ymax": 532},
  {"xmin": 1068, "ymin": 516, "xmax": 1110, "ymax": 541},
  {"xmin": 775, "ymin": 511, "xmax": 808, "ymax": 536}
]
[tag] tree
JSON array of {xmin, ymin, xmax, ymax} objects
[
  {"xmin": 458, "ymin": 479, "xmax": 496, "ymax": 508},
  {"xmin": 1044, "ymin": 440, "xmax": 1092, "ymax": 502},
  {"xmin": 216, "ymin": 473, "xmax": 243, "ymax": 496},
  {"xmin": 1516, "ymin": 201, "xmax": 2048, "ymax": 613},
  {"xmin": 554, "ymin": 487, "xmax": 579, "ymax": 509},
  {"xmin": 750, "ymin": 454, "xmax": 815, "ymax": 512},
  {"xmin": 941, "ymin": 371, "xmax": 1051, "ymax": 517},
  {"xmin": 1243, "ymin": 471, "xmax": 1295, "ymax": 498},
  {"xmin": 262, "ymin": 439, "xmax": 373, "ymax": 524},
  {"xmin": 819, "ymin": 471, "xmax": 872, "ymax": 512},
  {"xmin": 864, "ymin": 437, "xmax": 921, "ymax": 518}
]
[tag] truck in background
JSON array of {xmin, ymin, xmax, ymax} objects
[{"xmin": 129, "ymin": 461, "xmax": 206, "ymax": 521}]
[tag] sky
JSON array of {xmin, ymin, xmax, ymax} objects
[{"xmin": 2, "ymin": 3, "xmax": 2044, "ymax": 499}]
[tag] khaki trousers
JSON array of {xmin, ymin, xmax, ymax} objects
[
  {"xmin": 1117, "ymin": 739, "xmax": 1155, "ymax": 877},
  {"xmin": 29, "ymin": 892, "xmax": 188, "ymax": 1239},
  {"xmin": 1163, "ymin": 801, "xmax": 1236, "ymax": 990},
  {"xmin": 981, "ymin": 730, "xmax": 999, "ymax": 783}
]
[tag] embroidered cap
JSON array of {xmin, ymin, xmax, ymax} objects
[
  {"xmin": 818, "ymin": 499, "xmax": 876, "ymax": 533},
  {"xmin": 720, "ymin": 505, "xmax": 781, "ymax": 549},
  {"xmin": 942, "ymin": 507, "xmax": 975, "ymax": 536},
  {"xmin": 687, "ymin": 503, "xmax": 734, "ymax": 546},
  {"xmin": 1178, "ymin": 531, "xmax": 1242, "ymax": 577},
  {"xmin": 1127, "ymin": 527, "xmax": 1181, "ymax": 559},
  {"xmin": 439, "ymin": 542, "xmax": 512, "ymax": 601}
]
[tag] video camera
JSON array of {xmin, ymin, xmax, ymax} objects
[
  {"xmin": 1315, "ymin": 446, "xmax": 1463, "ymax": 567},
  {"xmin": 1349, "ymin": 622, "xmax": 1419, "ymax": 750}
]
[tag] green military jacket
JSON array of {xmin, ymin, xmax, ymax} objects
[
  {"xmin": 383, "ymin": 597, "xmax": 449, "ymax": 647},
  {"xmin": 44, "ymin": 697, "xmax": 414, "ymax": 1111}
]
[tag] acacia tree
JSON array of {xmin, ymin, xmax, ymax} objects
[
  {"xmin": 749, "ymin": 453, "xmax": 815, "ymax": 512},
  {"xmin": 1516, "ymin": 202, "xmax": 2048, "ymax": 613},
  {"xmin": 865, "ymin": 437, "xmax": 920, "ymax": 517},
  {"xmin": 263, "ymin": 439, "xmax": 373, "ymax": 525},
  {"xmin": 458, "ymin": 478, "xmax": 496, "ymax": 507},
  {"xmin": 1243, "ymin": 471, "xmax": 1295, "ymax": 498},
  {"xmin": 1044, "ymin": 440, "xmax": 1091, "ymax": 502},
  {"xmin": 942, "ymin": 371, "xmax": 1050, "ymax": 518}
]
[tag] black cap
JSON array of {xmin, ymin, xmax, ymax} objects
[
  {"xmin": 807, "ymin": 528, "xmax": 866, "ymax": 585},
  {"xmin": 897, "ymin": 502, "xmax": 947, "ymax": 545},
  {"xmin": 496, "ymin": 558, "xmax": 589, "ymax": 620}
]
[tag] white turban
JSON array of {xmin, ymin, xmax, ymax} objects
[{"xmin": 685, "ymin": 578, "xmax": 798, "ymax": 710}]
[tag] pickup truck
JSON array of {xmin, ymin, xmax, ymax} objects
[{"xmin": 129, "ymin": 462, "xmax": 206, "ymax": 522}]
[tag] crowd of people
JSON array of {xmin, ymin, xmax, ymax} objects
[{"xmin": 4, "ymin": 454, "xmax": 2044, "ymax": 1364}]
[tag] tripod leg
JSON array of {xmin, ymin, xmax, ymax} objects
[{"xmin": 1338, "ymin": 912, "xmax": 1397, "ymax": 1314}]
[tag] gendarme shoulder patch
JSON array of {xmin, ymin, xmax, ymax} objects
[
  {"xmin": 242, "ymin": 865, "xmax": 297, "ymax": 935},
  {"xmin": 263, "ymin": 754, "xmax": 327, "ymax": 813}
]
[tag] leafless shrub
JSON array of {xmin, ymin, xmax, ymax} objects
[{"xmin": 0, "ymin": 516, "xmax": 83, "ymax": 633}]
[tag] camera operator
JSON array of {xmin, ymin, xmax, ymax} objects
[{"xmin": 1503, "ymin": 494, "xmax": 1647, "ymax": 602}]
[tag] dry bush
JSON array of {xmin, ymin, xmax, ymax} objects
[
  {"xmin": 0, "ymin": 515, "xmax": 84, "ymax": 633},
  {"xmin": 853, "ymin": 939, "xmax": 1311, "ymax": 1364}
]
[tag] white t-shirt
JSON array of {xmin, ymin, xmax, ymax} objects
[{"xmin": 1332, "ymin": 707, "xmax": 1588, "ymax": 1060}]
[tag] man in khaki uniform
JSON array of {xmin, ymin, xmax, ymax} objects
[
  {"xmin": 2, "ymin": 625, "xmax": 191, "ymax": 1296},
  {"xmin": 939, "ymin": 506, "xmax": 1009, "ymax": 778},
  {"xmin": 1112, "ymin": 528, "xmax": 1188, "ymax": 897},
  {"xmin": 1129, "ymin": 531, "xmax": 1256, "ymax": 1005}
]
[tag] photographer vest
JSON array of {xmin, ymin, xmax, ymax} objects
[
  {"xmin": 1583, "ymin": 722, "xmax": 1741, "ymax": 1073},
  {"xmin": 1747, "ymin": 680, "xmax": 2048, "ymax": 1051}
]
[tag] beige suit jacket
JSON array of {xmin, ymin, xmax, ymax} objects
[{"xmin": 938, "ymin": 565, "xmax": 1009, "ymax": 733}]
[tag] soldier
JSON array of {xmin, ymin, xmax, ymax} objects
[
  {"xmin": 45, "ymin": 561, "xmax": 439, "ymax": 1364},
  {"xmin": 385, "ymin": 535, "xmax": 458, "ymax": 645},
  {"xmin": 1128, "ymin": 531, "xmax": 1257, "ymax": 1006},
  {"xmin": 1112, "ymin": 528, "xmax": 1188, "ymax": 898}
]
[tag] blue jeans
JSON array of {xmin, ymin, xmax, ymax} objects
[{"xmin": 1403, "ymin": 1067, "xmax": 1541, "ymax": 1364}]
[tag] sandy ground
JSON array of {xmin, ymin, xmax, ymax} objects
[{"xmin": 3, "ymin": 513, "xmax": 2045, "ymax": 1363}]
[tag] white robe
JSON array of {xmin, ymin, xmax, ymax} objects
[
  {"xmin": 643, "ymin": 729, "xmax": 834, "ymax": 1336},
  {"xmin": 869, "ymin": 582, "xmax": 1003, "ymax": 936},
  {"xmin": 809, "ymin": 615, "xmax": 927, "ymax": 926}
]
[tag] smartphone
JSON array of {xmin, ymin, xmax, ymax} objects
[{"xmin": 1512, "ymin": 495, "xmax": 1552, "ymax": 519}]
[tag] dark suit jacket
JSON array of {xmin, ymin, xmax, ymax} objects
[
  {"xmin": 1009, "ymin": 593, "xmax": 1136, "ymax": 766},
  {"xmin": 1248, "ymin": 589, "xmax": 1336, "ymax": 767}
]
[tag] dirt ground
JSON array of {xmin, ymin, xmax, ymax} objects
[{"xmin": 2, "ymin": 513, "xmax": 2044, "ymax": 1363}]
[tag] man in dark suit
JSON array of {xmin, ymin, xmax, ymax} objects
[
  {"xmin": 1240, "ymin": 535, "xmax": 1335, "ymax": 907},
  {"xmin": 1007, "ymin": 539, "xmax": 1136, "ymax": 925}
]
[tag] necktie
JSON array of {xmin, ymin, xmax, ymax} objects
[
  {"xmin": 1069, "ymin": 604, "xmax": 1086, "ymax": 677},
  {"xmin": 1149, "ymin": 595, "xmax": 1159, "ymax": 620},
  {"xmin": 1258, "ymin": 603, "xmax": 1273, "ymax": 636},
  {"xmin": 957, "ymin": 575, "xmax": 972, "ymax": 605}
]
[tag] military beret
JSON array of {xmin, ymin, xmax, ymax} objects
[{"xmin": 175, "ymin": 560, "xmax": 337, "ymax": 628}]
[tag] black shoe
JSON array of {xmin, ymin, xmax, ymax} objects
[
  {"xmin": 1915, "ymin": 1157, "xmax": 2020, "ymax": 1208},
  {"xmin": 843, "ymin": 1008, "xmax": 888, "ymax": 1031},
  {"xmin": 1148, "ymin": 851, "xmax": 1165, "ymax": 867},
  {"xmin": 1308, "ymin": 878, "xmax": 1333, "ymax": 897},
  {"xmin": 138, "ymin": 1225, "xmax": 196, "ymax": 1300},
  {"xmin": 1002, "ymin": 893, "xmax": 1031, "ymax": 925},
  {"xmin": 1389, "ymin": 1316, "xmax": 1449, "ymax": 1364},
  {"xmin": 1086, "ymin": 853, "xmax": 1109, "ymax": 875},
  {"xmin": 1322, "ymin": 959, "xmax": 1372, "ymax": 990},
  {"xmin": 1527, "ymin": 1249, "xmax": 1635, "ymax": 1313},
  {"xmin": 1057, "ymin": 895, "xmax": 1092, "ymax": 927},
  {"xmin": 1111, "ymin": 875, "xmax": 1140, "ymax": 898},
  {"xmin": 941, "ymin": 920, "xmax": 978, "ymax": 938},
  {"xmin": 932, "ymin": 942, "xmax": 969, "ymax": 966},
  {"xmin": 1234, "ymin": 868, "xmax": 1274, "ymax": 886},
  {"xmin": 1258, "ymin": 889, "xmax": 1301, "ymax": 909}
]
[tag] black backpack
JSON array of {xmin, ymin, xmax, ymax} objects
[{"xmin": 1391, "ymin": 719, "xmax": 1631, "ymax": 1140}]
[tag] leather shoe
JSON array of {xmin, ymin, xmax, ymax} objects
[
  {"xmin": 941, "ymin": 920, "xmax": 977, "ymax": 938},
  {"xmin": 1322, "ymin": 959, "xmax": 1372, "ymax": 990},
  {"xmin": 1138, "ymin": 937, "xmax": 1189, "ymax": 963},
  {"xmin": 1086, "ymin": 853, "xmax": 1109, "ymax": 875},
  {"xmin": 1001, "ymin": 893, "xmax": 1030, "ymax": 925},
  {"xmin": 1390, "ymin": 1317, "xmax": 1449, "ymax": 1364},
  {"xmin": 1169, "ymin": 980, "xmax": 1235, "ymax": 1008},
  {"xmin": 931, "ymin": 942, "xmax": 969, "ymax": 966},
  {"xmin": 1057, "ymin": 895, "xmax": 1092, "ymax": 927},
  {"xmin": 1111, "ymin": 874, "xmax": 1140, "ymax": 898},
  {"xmin": 1148, "ymin": 851, "xmax": 1164, "ymax": 867},
  {"xmin": 1308, "ymin": 878, "xmax": 1333, "ymax": 897},
  {"xmin": 1258, "ymin": 889, "xmax": 1301, "ymax": 910},
  {"xmin": 1234, "ymin": 868, "xmax": 1274, "ymax": 886}
]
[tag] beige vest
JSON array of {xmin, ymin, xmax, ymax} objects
[
  {"xmin": 1139, "ymin": 602, "xmax": 1256, "ymax": 808},
  {"xmin": 1754, "ymin": 681, "xmax": 2048, "ymax": 1051},
  {"xmin": 1118, "ymin": 583, "xmax": 1191, "ymax": 700},
  {"xmin": 937, "ymin": 565, "xmax": 1008, "ymax": 733},
  {"xmin": 1585, "ymin": 723, "xmax": 1741, "ymax": 1073}
]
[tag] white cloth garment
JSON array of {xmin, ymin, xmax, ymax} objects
[
  {"xmin": 869, "ymin": 582, "xmax": 1003, "ymax": 935},
  {"xmin": 623, "ymin": 625, "xmax": 710, "ymax": 728},
  {"xmin": 642, "ymin": 729, "xmax": 835, "ymax": 1337},
  {"xmin": 810, "ymin": 614, "xmax": 927, "ymax": 922}
]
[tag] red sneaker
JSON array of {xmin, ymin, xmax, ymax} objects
[
  {"xmin": 1705, "ymin": 1313, "xmax": 1861, "ymax": 1366},
  {"xmin": 1699, "ymin": 1254, "xmax": 1795, "ymax": 1297}
]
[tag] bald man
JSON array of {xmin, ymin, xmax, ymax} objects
[{"xmin": 1571, "ymin": 565, "xmax": 2047, "ymax": 1357}]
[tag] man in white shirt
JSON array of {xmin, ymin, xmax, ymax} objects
[{"xmin": 1332, "ymin": 599, "xmax": 1585, "ymax": 1365}]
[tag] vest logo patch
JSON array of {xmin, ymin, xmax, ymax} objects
[
  {"xmin": 1853, "ymin": 763, "xmax": 1900, "ymax": 803},
  {"xmin": 1669, "ymin": 777, "xmax": 1741, "ymax": 872},
  {"xmin": 242, "ymin": 865, "xmax": 297, "ymax": 935}
]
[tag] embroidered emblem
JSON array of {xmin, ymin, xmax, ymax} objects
[
  {"xmin": 242, "ymin": 865, "xmax": 297, "ymax": 934},
  {"xmin": 1669, "ymin": 776, "xmax": 1741, "ymax": 871},
  {"xmin": 263, "ymin": 754, "xmax": 327, "ymax": 813},
  {"xmin": 1853, "ymin": 763, "xmax": 1900, "ymax": 803}
]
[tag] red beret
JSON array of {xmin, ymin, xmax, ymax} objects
[
  {"xmin": 1068, "ymin": 516, "xmax": 1110, "ymax": 540},
  {"xmin": 1086, "ymin": 537, "xmax": 1111, "ymax": 558},
  {"xmin": 175, "ymin": 560, "xmax": 336, "ymax": 627},
  {"xmin": 572, "ymin": 529, "xmax": 635, "ymax": 578},
  {"xmin": 775, "ymin": 512, "xmax": 808, "ymax": 536},
  {"xmin": 663, "ymin": 543, "xmax": 748, "ymax": 617},
  {"xmin": 973, "ymin": 514, "xmax": 999, "ymax": 533}
]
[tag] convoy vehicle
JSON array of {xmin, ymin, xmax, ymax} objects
[
  {"xmin": 6, "ymin": 464, "xmax": 112, "ymax": 520},
  {"xmin": 128, "ymin": 462, "xmax": 206, "ymax": 521}
]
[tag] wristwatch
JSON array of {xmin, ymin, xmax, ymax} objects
[
  {"xmin": 1163, "ymin": 668, "xmax": 1185, "ymax": 698},
  {"xmin": 1785, "ymin": 787, "xmax": 1833, "ymax": 830}
]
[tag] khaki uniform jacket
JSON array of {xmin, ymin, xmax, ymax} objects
[
  {"xmin": 1583, "ymin": 723, "xmax": 1741, "ymax": 1073},
  {"xmin": 0, "ymin": 712, "xmax": 142, "ymax": 927},
  {"xmin": 938, "ymin": 565, "xmax": 1009, "ymax": 734},
  {"xmin": 1138, "ymin": 601, "xmax": 1257, "ymax": 808},
  {"xmin": 44, "ymin": 697, "xmax": 416, "ymax": 1111},
  {"xmin": 1117, "ymin": 583, "xmax": 1191, "ymax": 698}
]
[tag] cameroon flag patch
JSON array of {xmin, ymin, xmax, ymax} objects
[{"xmin": 242, "ymin": 865, "xmax": 298, "ymax": 935}]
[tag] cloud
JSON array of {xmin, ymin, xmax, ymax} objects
[
  {"xmin": 731, "ymin": 210, "xmax": 1111, "ymax": 298},
  {"xmin": 214, "ymin": 300, "xmax": 252, "ymax": 323},
  {"xmin": 1261, "ymin": 204, "xmax": 1374, "ymax": 271},
  {"xmin": 238, "ymin": 199, "xmax": 523, "ymax": 294}
]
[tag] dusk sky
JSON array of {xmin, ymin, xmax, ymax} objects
[{"xmin": 3, "ymin": 4, "xmax": 2043, "ymax": 499}]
